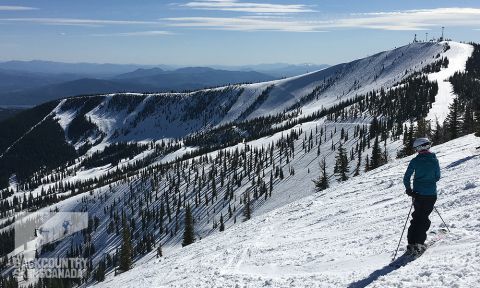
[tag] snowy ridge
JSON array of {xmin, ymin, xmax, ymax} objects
[
  {"xmin": 243, "ymin": 42, "xmax": 448, "ymax": 119},
  {"xmin": 95, "ymin": 135, "xmax": 480, "ymax": 288},
  {"xmin": 51, "ymin": 42, "xmax": 460, "ymax": 150}
]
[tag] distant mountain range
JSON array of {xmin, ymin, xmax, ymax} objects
[
  {"xmin": 0, "ymin": 67, "xmax": 275, "ymax": 106},
  {"xmin": 216, "ymin": 63, "xmax": 330, "ymax": 78},
  {"xmin": 0, "ymin": 60, "xmax": 164, "ymax": 77},
  {"xmin": 111, "ymin": 66, "xmax": 274, "ymax": 90},
  {"xmin": 0, "ymin": 61, "xmax": 329, "ymax": 106},
  {"xmin": 0, "ymin": 68, "xmax": 81, "ymax": 92}
]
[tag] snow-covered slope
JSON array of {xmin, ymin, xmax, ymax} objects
[
  {"xmin": 426, "ymin": 42, "xmax": 474, "ymax": 124},
  {"xmin": 1, "ymin": 40, "xmax": 477, "ymax": 288},
  {"xmin": 95, "ymin": 135, "xmax": 480, "ymax": 288},
  {"xmin": 238, "ymin": 41, "xmax": 454, "ymax": 120},
  {"xmin": 50, "ymin": 41, "xmax": 468, "ymax": 149}
]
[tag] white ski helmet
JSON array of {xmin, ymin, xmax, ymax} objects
[{"xmin": 413, "ymin": 137, "xmax": 431, "ymax": 152}]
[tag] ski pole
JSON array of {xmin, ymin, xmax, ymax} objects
[
  {"xmin": 392, "ymin": 200, "xmax": 414, "ymax": 261},
  {"xmin": 434, "ymin": 206, "xmax": 451, "ymax": 232}
]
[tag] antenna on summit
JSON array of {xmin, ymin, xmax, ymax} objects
[{"xmin": 441, "ymin": 26, "xmax": 445, "ymax": 41}]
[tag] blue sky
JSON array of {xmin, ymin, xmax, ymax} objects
[{"xmin": 1, "ymin": 0, "xmax": 480, "ymax": 66}]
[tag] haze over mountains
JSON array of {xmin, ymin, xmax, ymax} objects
[{"xmin": 0, "ymin": 61, "xmax": 328, "ymax": 106}]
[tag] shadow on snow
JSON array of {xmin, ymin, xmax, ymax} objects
[
  {"xmin": 445, "ymin": 155, "xmax": 478, "ymax": 169},
  {"xmin": 347, "ymin": 253, "xmax": 414, "ymax": 288}
]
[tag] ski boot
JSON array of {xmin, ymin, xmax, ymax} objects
[
  {"xmin": 405, "ymin": 244, "xmax": 416, "ymax": 256},
  {"xmin": 412, "ymin": 243, "xmax": 427, "ymax": 256}
]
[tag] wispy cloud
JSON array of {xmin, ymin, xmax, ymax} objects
[
  {"xmin": 92, "ymin": 30, "xmax": 174, "ymax": 37},
  {"xmin": 165, "ymin": 7, "xmax": 480, "ymax": 32},
  {"xmin": 334, "ymin": 7, "xmax": 480, "ymax": 30},
  {"xmin": 0, "ymin": 18, "xmax": 159, "ymax": 27},
  {"xmin": 3, "ymin": 7, "xmax": 480, "ymax": 33},
  {"xmin": 166, "ymin": 16, "xmax": 325, "ymax": 32},
  {"xmin": 0, "ymin": 5, "xmax": 37, "ymax": 11},
  {"xmin": 182, "ymin": 0, "xmax": 314, "ymax": 14}
]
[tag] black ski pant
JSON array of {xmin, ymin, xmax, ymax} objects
[{"xmin": 407, "ymin": 195, "xmax": 436, "ymax": 245}]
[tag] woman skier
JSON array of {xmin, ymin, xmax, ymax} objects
[{"xmin": 403, "ymin": 137, "xmax": 440, "ymax": 255}]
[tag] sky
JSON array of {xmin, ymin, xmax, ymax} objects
[{"xmin": 1, "ymin": 0, "xmax": 480, "ymax": 66}]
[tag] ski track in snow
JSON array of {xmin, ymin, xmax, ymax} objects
[{"xmin": 95, "ymin": 135, "xmax": 480, "ymax": 288}]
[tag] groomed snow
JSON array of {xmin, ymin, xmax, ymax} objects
[
  {"xmin": 426, "ymin": 42, "xmax": 474, "ymax": 124},
  {"xmin": 94, "ymin": 134, "xmax": 480, "ymax": 288}
]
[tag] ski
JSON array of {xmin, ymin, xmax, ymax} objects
[{"xmin": 390, "ymin": 228, "xmax": 448, "ymax": 268}]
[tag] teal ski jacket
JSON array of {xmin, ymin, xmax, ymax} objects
[{"xmin": 403, "ymin": 151, "xmax": 441, "ymax": 196}]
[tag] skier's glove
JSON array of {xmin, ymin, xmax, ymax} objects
[{"xmin": 406, "ymin": 188, "xmax": 415, "ymax": 197}]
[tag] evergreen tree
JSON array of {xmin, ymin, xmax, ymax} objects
[
  {"xmin": 369, "ymin": 117, "xmax": 379, "ymax": 139},
  {"xmin": 211, "ymin": 177, "xmax": 217, "ymax": 199},
  {"xmin": 432, "ymin": 118, "xmax": 445, "ymax": 145},
  {"xmin": 444, "ymin": 97, "xmax": 462, "ymax": 140},
  {"xmin": 370, "ymin": 136, "xmax": 384, "ymax": 170},
  {"xmin": 334, "ymin": 142, "xmax": 349, "ymax": 181},
  {"xmin": 397, "ymin": 122, "xmax": 415, "ymax": 158},
  {"xmin": 354, "ymin": 149, "xmax": 362, "ymax": 176},
  {"xmin": 364, "ymin": 154, "xmax": 370, "ymax": 172},
  {"xmin": 119, "ymin": 218, "xmax": 132, "ymax": 272},
  {"xmin": 95, "ymin": 259, "xmax": 106, "ymax": 282},
  {"xmin": 415, "ymin": 118, "xmax": 430, "ymax": 139},
  {"xmin": 219, "ymin": 214, "xmax": 225, "ymax": 232},
  {"xmin": 313, "ymin": 158, "xmax": 329, "ymax": 191},
  {"xmin": 462, "ymin": 104, "xmax": 475, "ymax": 135},
  {"xmin": 157, "ymin": 243, "xmax": 163, "ymax": 257},
  {"xmin": 182, "ymin": 204, "xmax": 195, "ymax": 247},
  {"xmin": 383, "ymin": 139, "xmax": 388, "ymax": 164},
  {"xmin": 243, "ymin": 194, "xmax": 251, "ymax": 222}
]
